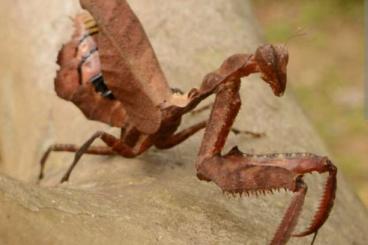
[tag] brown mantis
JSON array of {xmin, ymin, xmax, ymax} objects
[{"xmin": 38, "ymin": 0, "xmax": 337, "ymax": 244}]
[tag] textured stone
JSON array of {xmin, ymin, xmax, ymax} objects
[{"xmin": 0, "ymin": 0, "xmax": 367, "ymax": 244}]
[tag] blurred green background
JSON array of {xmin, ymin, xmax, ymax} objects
[{"xmin": 251, "ymin": 0, "xmax": 366, "ymax": 206}]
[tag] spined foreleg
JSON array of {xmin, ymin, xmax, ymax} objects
[{"xmin": 194, "ymin": 79, "xmax": 337, "ymax": 245}]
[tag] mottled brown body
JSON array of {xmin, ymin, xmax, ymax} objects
[{"xmin": 39, "ymin": 0, "xmax": 337, "ymax": 244}]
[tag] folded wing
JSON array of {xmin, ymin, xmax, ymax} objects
[{"xmin": 80, "ymin": 0, "xmax": 172, "ymax": 134}]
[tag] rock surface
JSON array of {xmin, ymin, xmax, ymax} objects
[{"xmin": 0, "ymin": 0, "xmax": 367, "ymax": 244}]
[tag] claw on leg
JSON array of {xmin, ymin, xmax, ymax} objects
[
  {"xmin": 292, "ymin": 159, "xmax": 337, "ymax": 237},
  {"xmin": 271, "ymin": 177, "xmax": 307, "ymax": 245},
  {"xmin": 196, "ymin": 147, "xmax": 337, "ymax": 245}
]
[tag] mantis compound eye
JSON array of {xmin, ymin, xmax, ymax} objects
[{"xmin": 255, "ymin": 44, "xmax": 288, "ymax": 96}]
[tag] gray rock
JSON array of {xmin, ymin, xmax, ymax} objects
[{"xmin": 0, "ymin": 0, "xmax": 367, "ymax": 244}]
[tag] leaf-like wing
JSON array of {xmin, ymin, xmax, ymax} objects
[
  {"xmin": 55, "ymin": 34, "xmax": 128, "ymax": 128},
  {"xmin": 81, "ymin": 0, "xmax": 172, "ymax": 134}
]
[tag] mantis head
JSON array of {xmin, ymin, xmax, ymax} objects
[{"xmin": 255, "ymin": 44, "xmax": 288, "ymax": 96}]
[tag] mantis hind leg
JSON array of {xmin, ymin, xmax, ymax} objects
[
  {"xmin": 39, "ymin": 129, "xmax": 152, "ymax": 183},
  {"xmin": 58, "ymin": 131, "xmax": 152, "ymax": 183},
  {"xmin": 154, "ymin": 120, "xmax": 207, "ymax": 149},
  {"xmin": 38, "ymin": 144, "xmax": 115, "ymax": 182}
]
